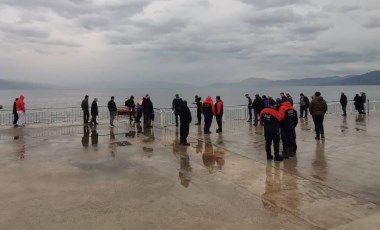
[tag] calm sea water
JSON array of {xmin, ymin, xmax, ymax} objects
[{"xmin": 0, "ymin": 86, "xmax": 379, "ymax": 110}]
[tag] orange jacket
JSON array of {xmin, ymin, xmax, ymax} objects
[
  {"xmin": 16, "ymin": 95, "xmax": 25, "ymax": 112},
  {"xmin": 215, "ymin": 100, "xmax": 223, "ymax": 116},
  {"xmin": 203, "ymin": 96, "xmax": 215, "ymax": 115}
]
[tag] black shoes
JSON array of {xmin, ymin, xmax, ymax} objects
[
  {"xmin": 321, "ymin": 135, "xmax": 325, "ymax": 139},
  {"xmin": 267, "ymin": 155, "xmax": 274, "ymax": 160},
  {"xmin": 204, "ymin": 131, "xmax": 212, "ymax": 134},
  {"xmin": 216, "ymin": 129, "xmax": 222, "ymax": 133},
  {"xmin": 195, "ymin": 123, "xmax": 200, "ymax": 125},
  {"xmin": 180, "ymin": 142, "xmax": 190, "ymax": 146},
  {"xmin": 274, "ymin": 156, "xmax": 284, "ymax": 161}
]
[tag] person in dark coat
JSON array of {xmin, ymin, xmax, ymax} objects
[
  {"xmin": 340, "ymin": 92, "xmax": 348, "ymax": 116},
  {"xmin": 193, "ymin": 95, "xmax": 202, "ymax": 125},
  {"xmin": 81, "ymin": 95, "xmax": 90, "ymax": 124},
  {"xmin": 309, "ymin": 92, "xmax": 328, "ymax": 140},
  {"xmin": 90, "ymin": 98, "xmax": 98, "ymax": 125},
  {"xmin": 299, "ymin": 93, "xmax": 310, "ymax": 118},
  {"xmin": 172, "ymin": 94, "xmax": 183, "ymax": 127},
  {"xmin": 279, "ymin": 101, "xmax": 298, "ymax": 158},
  {"xmin": 252, "ymin": 94, "xmax": 264, "ymax": 126},
  {"xmin": 125, "ymin": 96, "xmax": 136, "ymax": 121},
  {"xmin": 354, "ymin": 94, "xmax": 365, "ymax": 114},
  {"xmin": 179, "ymin": 101, "xmax": 192, "ymax": 145},
  {"xmin": 215, "ymin": 96, "xmax": 224, "ymax": 133},
  {"xmin": 13, "ymin": 98, "xmax": 19, "ymax": 127},
  {"xmin": 142, "ymin": 94, "xmax": 154, "ymax": 128},
  {"xmin": 202, "ymin": 96, "xmax": 215, "ymax": 134},
  {"xmin": 245, "ymin": 94, "xmax": 253, "ymax": 122},
  {"xmin": 108, "ymin": 96, "xmax": 117, "ymax": 127}
]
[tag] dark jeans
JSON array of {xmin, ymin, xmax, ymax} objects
[
  {"xmin": 264, "ymin": 124, "xmax": 280, "ymax": 158},
  {"xmin": 13, "ymin": 112, "xmax": 18, "ymax": 125},
  {"xmin": 180, "ymin": 123, "xmax": 190, "ymax": 143},
  {"xmin": 253, "ymin": 109, "xmax": 259, "ymax": 124},
  {"xmin": 83, "ymin": 110, "xmax": 90, "ymax": 123},
  {"xmin": 312, "ymin": 115, "xmax": 325, "ymax": 137},
  {"xmin": 204, "ymin": 115, "xmax": 213, "ymax": 133},
  {"xmin": 300, "ymin": 105, "xmax": 308, "ymax": 118},
  {"xmin": 144, "ymin": 113, "xmax": 152, "ymax": 128},
  {"xmin": 136, "ymin": 110, "xmax": 142, "ymax": 122},
  {"xmin": 341, "ymin": 103, "xmax": 347, "ymax": 115},
  {"xmin": 197, "ymin": 109, "xmax": 202, "ymax": 124},
  {"xmin": 129, "ymin": 109, "xmax": 137, "ymax": 121},
  {"xmin": 248, "ymin": 106, "xmax": 252, "ymax": 120},
  {"xmin": 216, "ymin": 115, "xmax": 223, "ymax": 131},
  {"xmin": 281, "ymin": 127, "xmax": 295, "ymax": 156}
]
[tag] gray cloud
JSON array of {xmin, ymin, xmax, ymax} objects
[
  {"xmin": 0, "ymin": 25, "xmax": 49, "ymax": 38},
  {"xmin": 363, "ymin": 17, "xmax": 380, "ymax": 28},
  {"xmin": 245, "ymin": 9, "xmax": 302, "ymax": 27},
  {"xmin": 241, "ymin": 0, "xmax": 309, "ymax": 9},
  {"xmin": 324, "ymin": 4, "xmax": 361, "ymax": 13}
]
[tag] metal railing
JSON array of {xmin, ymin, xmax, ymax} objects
[{"xmin": 1, "ymin": 100, "xmax": 379, "ymax": 127}]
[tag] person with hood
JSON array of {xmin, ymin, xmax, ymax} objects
[
  {"xmin": 202, "ymin": 96, "xmax": 215, "ymax": 134},
  {"xmin": 245, "ymin": 94, "xmax": 253, "ymax": 122},
  {"xmin": 215, "ymin": 96, "xmax": 224, "ymax": 133},
  {"xmin": 172, "ymin": 94, "xmax": 183, "ymax": 127},
  {"xmin": 107, "ymin": 96, "xmax": 117, "ymax": 127},
  {"xmin": 193, "ymin": 95, "xmax": 202, "ymax": 125},
  {"xmin": 13, "ymin": 98, "xmax": 19, "ymax": 127},
  {"xmin": 299, "ymin": 93, "xmax": 310, "ymax": 118},
  {"xmin": 179, "ymin": 101, "xmax": 192, "ymax": 145},
  {"xmin": 125, "ymin": 96, "xmax": 136, "ymax": 121},
  {"xmin": 279, "ymin": 101, "xmax": 298, "ymax": 158},
  {"xmin": 16, "ymin": 95, "xmax": 26, "ymax": 127},
  {"xmin": 252, "ymin": 94, "xmax": 264, "ymax": 126},
  {"xmin": 260, "ymin": 99, "xmax": 285, "ymax": 161},
  {"xmin": 90, "ymin": 98, "xmax": 98, "ymax": 125},
  {"xmin": 354, "ymin": 94, "xmax": 364, "ymax": 114},
  {"xmin": 142, "ymin": 94, "xmax": 154, "ymax": 128},
  {"xmin": 309, "ymin": 92, "xmax": 328, "ymax": 140},
  {"xmin": 81, "ymin": 95, "xmax": 90, "ymax": 124},
  {"xmin": 340, "ymin": 92, "xmax": 348, "ymax": 116}
]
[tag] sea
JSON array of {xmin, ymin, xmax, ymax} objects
[{"xmin": 0, "ymin": 85, "xmax": 379, "ymax": 110}]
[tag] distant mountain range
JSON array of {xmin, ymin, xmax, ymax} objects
[{"xmin": 1, "ymin": 70, "xmax": 379, "ymax": 89}]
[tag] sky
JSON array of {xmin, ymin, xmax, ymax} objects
[{"xmin": 0, "ymin": 0, "xmax": 379, "ymax": 86}]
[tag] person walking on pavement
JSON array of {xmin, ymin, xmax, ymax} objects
[
  {"xmin": 202, "ymin": 96, "xmax": 215, "ymax": 134},
  {"xmin": 193, "ymin": 95, "xmax": 202, "ymax": 125},
  {"xmin": 252, "ymin": 94, "xmax": 264, "ymax": 126},
  {"xmin": 108, "ymin": 96, "xmax": 117, "ymax": 127},
  {"xmin": 245, "ymin": 94, "xmax": 253, "ymax": 122},
  {"xmin": 340, "ymin": 92, "xmax": 348, "ymax": 116},
  {"xmin": 299, "ymin": 93, "xmax": 310, "ymax": 118},
  {"xmin": 13, "ymin": 98, "xmax": 19, "ymax": 127},
  {"xmin": 260, "ymin": 99, "xmax": 285, "ymax": 161},
  {"xmin": 81, "ymin": 95, "xmax": 90, "ymax": 124},
  {"xmin": 309, "ymin": 92, "xmax": 328, "ymax": 140},
  {"xmin": 179, "ymin": 101, "xmax": 192, "ymax": 145},
  {"xmin": 215, "ymin": 96, "xmax": 224, "ymax": 133},
  {"xmin": 90, "ymin": 98, "xmax": 98, "ymax": 125},
  {"xmin": 125, "ymin": 96, "xmax": 137, "ymax": 121},
  {"xmin": 16, "ymin": 95, "xmax": 26, "ymax": 127},
  {"xmin": 172, "ymin": 94, "xmax": 183, "ymax": 127}
]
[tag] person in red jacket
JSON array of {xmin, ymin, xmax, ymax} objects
[
  {"xmin": 260, "ymin": 99, "xmax": 285, "ymax": 161},
  {"xmin": 214, "ymin": 96, "xmax": 223, "ymax": 133},
  {"xmin": 16, "ymin": 95, "xmax": 26, "ymax": 127},
  {"xmin": 202, "ymin": 96, "xmax": 215, "ymax": 134}
]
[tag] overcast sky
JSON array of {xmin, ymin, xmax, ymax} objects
[{"xmin": 0, "ymin": 0, "xmax": 379, "ymax": 85}]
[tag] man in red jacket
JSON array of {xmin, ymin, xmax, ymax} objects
[
  {"xmin": 202, "ymin": 96, "xmax": 215, "ymax": 134},
  {"xmin": 215, "ymin": 96, "xmax": 223, "ymax": 133},
  {"xmin": 16, "ymin": 95, "xmax": 26, "ymax": 127}
]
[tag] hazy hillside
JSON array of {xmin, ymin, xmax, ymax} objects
[{"xmin": 0, "ymin": 79, "xmax": 49, "ymax": 89}]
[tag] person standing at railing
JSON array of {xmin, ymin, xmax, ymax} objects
[
  {"xmin": 299, "ymin": 93, "xmax": 309, "ymax": 118},
  {"xmin": 13, "ymin": 98, "xmax": 19, "ymax": 127},
  {"xmin": 16, "ymin": 95, "xmax": 26, "ymax": 128},
  {"xmin": 252, "ymin": 94, "xmax": 264, "ymax": 126},
  {"xmin": 215, "ymin": 96, "xmax": 224, "ymax": 133},
  {"xmin": 193, "ymin": 95, "xmax": 202, "ymax": 125},
  {"xmin": 340, "ymin": 92, "xmax": 347, "ymax": 116},
  {"xmin": 142, "ymin": 94, "xmax": 154, "ymax": 128},
  {"xmin": 309, "ymin": 92, "xmax": 327, "ymax": 140},
  {"xmin": 90, "ymin": 98, "xmax": 98, "ymax": 125},
  {"xmin": 81, "ymin": 95, "xmax": 90, "ymax": 124},
  {"xmin": 179, "ymin": 100, "xmax": 192, "ymax": 145},
  {"xmin": 108, "ymin": 96, "xmax": 117, "ymax": 127},
  {"xmin": 354, "ymin": 94, "xmax": 365, "ymax": 114},
  {"xmin": 172, "ymin": 94, "xmax": 183, "ymax": 127},
  {"xmin": 202, "ymin": 96, "xmax": 215, "ymax": 134},
  {"xmin": 245, "ymin": 94, "xmax": 253, "ymax": 122}
]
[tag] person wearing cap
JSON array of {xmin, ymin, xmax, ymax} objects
[
  {"xmin": 172, "ymin": 94, "xmax": 183, "ymax": 127},
  {"xmin": 252, "ymin": 94, "xmax": 264, "ymax": 126},
  {"xmin": 125, "ymin": 96, "xmax": 136, "ymax": 121},
  {"xmin": 179, "ymin": 100, "xmax": 192, "ymax": 145},
  {"xmin": 81, "ymin": 95, "xmax": 90, "ymax": 124},
  {"xmin": 245, "ymin": 94, "xmax": 253, "ymax": 122},
  {"xmin": 193, "ymin": 95, "xmax": 202, "ymax": 125},
  {"xmin": 202, "ymin": 96, "xmax": 215, "ymax": 134},
  {"xmin": 90, "ymin": 98, "xmax": 98, "ymax": 125},
  {"xmin": 215, "ymin": 96, "xmax": 224, "ymax": 133},
  {"xmin": 309, "ymin": 92, "xmax": 327, "ymax": 140},
  {"xmin": 108, "ymin": 96, "xmax": 117, "ymax": 127},
  {"xmin": 260, "ymin": 99, "xmax": 285, "ymax": 161},
  {"xmin": 142, "ymin": 94, "xmax": 154, "ymax": 128}
]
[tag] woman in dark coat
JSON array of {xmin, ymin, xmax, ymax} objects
[
  {"xmin": 354, "ymin": 94, "xmax": 364, "ymax": 114},
  {"xmin": 90, "ymin": 98, "xmax": 98, "ymax": 125},
  {"xmin": 142, "ymin": 95, "xmax": 154, "ymax": 128}
]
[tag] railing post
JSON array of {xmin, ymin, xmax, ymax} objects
[
  {"xmin": 160, "ymin": 109, "xmax": 164, "ymax": 127},
  {"xmin": 241, "ymin": 107, "xmax": 244, "ymax": 120}
]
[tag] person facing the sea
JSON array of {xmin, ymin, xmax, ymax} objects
[
  {"xmin": 108, "ymin": 96, "xmax": 117, "ymax": 127},
  {"xmin": 13, "ymin": 98, "xmax": 18, "ymax": 127},
  {"xmin": 340, "ymin": 92, "xmax": 348, "ymax": 116},
  {"xmin": 245, "ymin": 94, "xmax": 253, "ymax": 122},
  {"xmin": 309, "ymin": 92, "xmax": 327, "ymax": 140},
  {"xmin": 193, "ymin": 95, "xmax": 202, "ymax": 125},
  {"xmin": 142, "ymin": 94, "xmax": 154, "ymax": 128},
  {"xmin": 16, "ymin": 95, "xmax": 26, "ymax": 127},
  {"xmin": 215, "ymin": 96, "xmax": 224, "ymax": 133},
  {"xmin": 252, "ymin": 94, "xmax": 264, "ymax": 126},
  {"xmin": 202, "ymin": 96, "xmax": 214, "ymax": 134},
  {"xmin": 179, "ymin": 100, "xmax": 192, "ymax": 145},
  {"xmin": 81, "ymin": 95, "xmax": 90, "ymax": 124},
  {"xmin": 125, "ymin": 96, "xmax": 136, "ymax": 122},
  {"xmin": 299, "ymin": 93, "xmax": 310, "ymax": 118},
  {"xmin": 354, "ymin": 94, "xmax": 365, "ymax": 114},
  {"xmin": 90, "ymin": 98, "xmax": 98, "ymax": 125},
  {"xmin": 172, "ymin": 94, "xmax": 183, "ymax": 127}
]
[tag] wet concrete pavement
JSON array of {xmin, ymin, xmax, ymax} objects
[{"xmin": 0, "ymin": 113, "xmax": 379, "ymax": 229}]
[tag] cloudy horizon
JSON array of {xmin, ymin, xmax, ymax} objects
[{"xmin": 0, "ymin": 0, "xmax": 379, "ymax": 86}]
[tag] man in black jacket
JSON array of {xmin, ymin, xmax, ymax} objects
[
  {"xmin": 252, "ymin": 94, "xmax": 264, "ymax": 126},
  {"xmin": 142, "ymin": 94, "xmax": 154, "ymax": 128},
  {"xmin": 340, "ymin": 92, "xmax": 347, "ymax": 116},
  {"xmin": 81, "ymin": 95, "xmax": 90, "ymax": 124},
  {"xmin": 172, "ymin": 94, "xmax": 183, "ymax": 127},
  {"xmin": 90, "ymin": 98, "xmax": 98, "ymax": 125},
  {"xmin": 13, "ymin": 98, "xmax": 18, "ymax": 127},
  {"xmin": 245, "ymin": 94, "xmax": 253, "ymax": 122},
  {"xmin": 179, "ymin": 101, "xmax": 192, "ymax": 145},
  {"xmin": 125, "ymin": 96, "xmax": 136, "ymax": 121},
  {"xmin": 193, "ymin": 95, "xmax": 202, "ymax": 125},
  {"xmin": 108, "ymin": 96, "xmax": 117, "ymax": 127}
]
